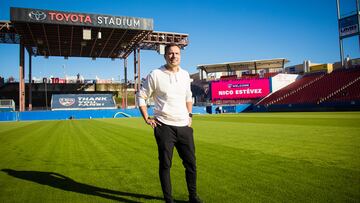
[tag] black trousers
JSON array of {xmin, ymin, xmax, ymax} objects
[{"xmin": 154, "ymin": 122, "xmax": 197, "ymax": 201}]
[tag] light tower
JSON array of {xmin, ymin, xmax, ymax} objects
[{"xmin": 336, "ymin": 0, "xmax": 360, "ymax": 66}]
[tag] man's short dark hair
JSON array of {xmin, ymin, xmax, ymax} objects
[{"xmin": 164, "ymin": 43, "xmax": 181, "ymax": 54}]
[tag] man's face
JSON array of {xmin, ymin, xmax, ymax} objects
[{"xmin": 164, "ymin": 46, "xmax": 181, "ymax": 68}]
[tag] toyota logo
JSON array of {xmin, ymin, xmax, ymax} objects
[{"xmin": 28, "ymin": 11, "xmax": 47, "ymax": 21}]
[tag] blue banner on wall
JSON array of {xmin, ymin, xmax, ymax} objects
[
  {"xmin": 51, "ymin": 94, "xmax": 116, "ymax": 110},
  {"xmin": 339, "ymin": 14, "xmax": 359, "ymax": 38}
]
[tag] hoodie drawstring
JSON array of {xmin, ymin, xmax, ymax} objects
[{"xmin": 169, "ymin": 73, "xmax": 178, "ymax": 84}]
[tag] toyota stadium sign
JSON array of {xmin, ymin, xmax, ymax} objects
[
  {"xmin": 51, "ymin": 94, "xmax": 116, "ymax": 110},
  {"xmin": 11, "ymin": 7, "xmax": 153, "ymax": 30},
  {"xmin": 211, "ymin": 79, "xmax": 271, "ymax": 100}
]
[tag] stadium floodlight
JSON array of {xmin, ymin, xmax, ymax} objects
[
  {"xmin": 83, "ymin": 29, "xmax": 91, "ymax": 40},
  {"xmin": 37, "ymin": 39, "xmax": 43, "ymax": 45},
  {"xmin": 158, "ymin": 44, "xmax": 165, "ymax": 55},
  {"xmin": 120, "ymin": 43, "xmax": 127, "ymax": 49}
]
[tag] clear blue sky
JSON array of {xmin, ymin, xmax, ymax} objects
[{"xmin": 0, "ymin": 0, "xmax": 359, "ymax": 81}]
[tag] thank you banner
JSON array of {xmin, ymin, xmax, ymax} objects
[{"xmin": 51, "ymin": 94, "xmax": 116, "ymax": 110}]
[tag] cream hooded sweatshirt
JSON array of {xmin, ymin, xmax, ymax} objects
[{"xmin": 137, "ymin": 65, "xmax": 192, "ymax": 126}]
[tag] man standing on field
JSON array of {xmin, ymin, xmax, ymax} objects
[{"xmin": 137, "ymin": 43, "xmax": 203, "ymax": 203}]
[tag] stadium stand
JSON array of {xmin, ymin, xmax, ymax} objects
[
  {"xmin": 239, "ymin": 73, "xmax": 259, "ymax": 79},
  {"xmin": 219, "ymin": 73, "xmax": 278, "ymax": 80},
  {"xmin": 257, "ymin": 71, "xmax": 326, "ymax": 105},
  {"xmin": 0, "ymin": 82, "xmax": 119, "ymax": 109},
  {"xmin": 258, "ymin": 68, "xmax": 360, "ymax": 106},
  {"xmin": 220, "ymin": 75, "xmax": 238, "ymax": 80},
  {"xmin": 263, "ymin": 72, "xmax": 279, "ymax": 78},
  {"xmin": 318, "ymin": 69, "xmax": 360, "ymax": 104},
  {"xmin": 321, "ymin": 78, "xmax": 360, "ymax": 103},
  {"xmin": 191, "ymin": 79, "xmax": 211, "ymax": 105}
]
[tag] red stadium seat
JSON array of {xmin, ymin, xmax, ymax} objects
[{"xmin": 260, "ymin": 68, "xmax": 360, "ymax": 105}]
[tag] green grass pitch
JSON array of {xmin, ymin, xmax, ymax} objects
[{"xmin": 0, "ymin": 112, "xmax": 359, "ymax": 202}]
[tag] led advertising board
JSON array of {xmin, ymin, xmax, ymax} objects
[{"xmin": 211, "ymin": 79, "xmax": 270, "ymax": 100}]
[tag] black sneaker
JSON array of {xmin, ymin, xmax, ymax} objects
[{"xmin": 189, "ymin": 196, "xmax": 203, "ymax": 203}]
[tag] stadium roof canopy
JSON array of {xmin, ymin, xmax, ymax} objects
[
  {"xmin": 1, "ymin": 7, "xmax": 190, "ymax": 58},
  {"xmin": 0, "ymin": 7, "xmax": 189, "ymax": 112},
  {"xmin": 197, "ymin": 58, "xmax": 290, "ymax": 73},
  {"xmin": 8, "ymin": 7, "xmax": 155, "ymax": 59}
]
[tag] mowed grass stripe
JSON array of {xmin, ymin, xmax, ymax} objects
[
  {"xmin": 0, "ymin": 112, "xmax": 359, "ymax": 202},
  {"xmin": 0, "ymin": 121, "xmax": 78, "ymax": 202},
  {"xmin": 195, "ymin": 113, "xmax": 360, "ymax": 127},
  {"xmin": 196, "ymin": 139, "xmax": 359, "ymax": 202},
  {"xmin": 57, "ymin": 120, "xmax": 159, "ymax": 192},
  {"xmin": 0, "ymin": 119, "xmax": 163, "ymax": 203},
  {"xmin": 68, "ymin": 120, "xmax": 163, "ymax": 201},
  {"xmin": 0, "ymin": 121, "xmax": 61, "ymax": 167},
  {"xmin": 93, "ymin": 119, "xmax": 185, "ymax": 200},
  {"xmin": 194, "ymin": 115, "xmax": 360, "ymax": 170}
]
